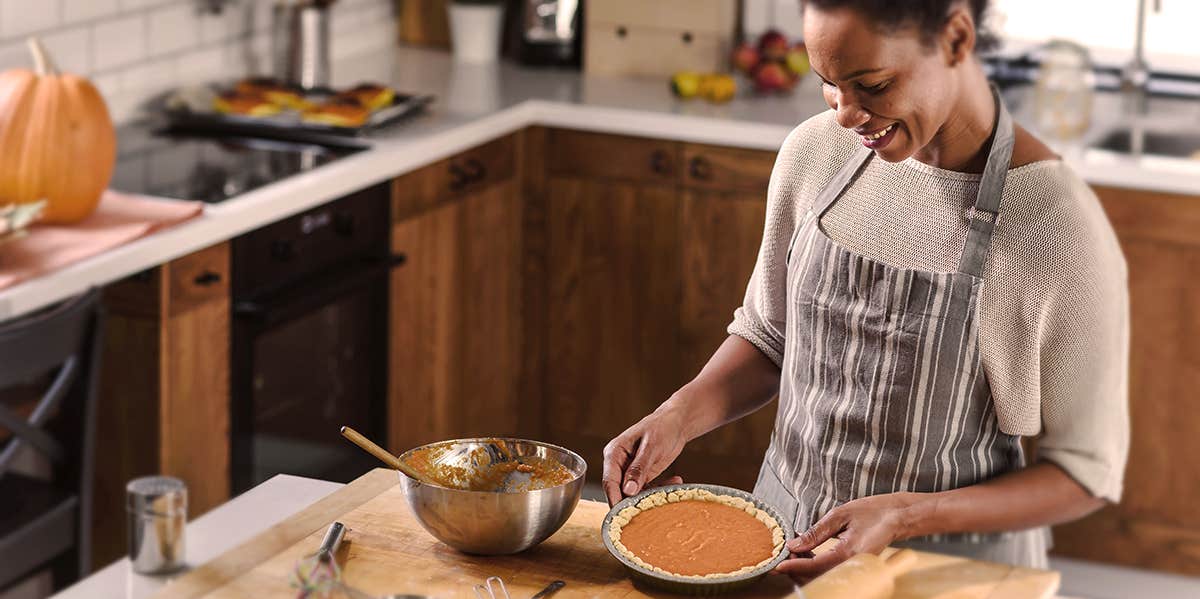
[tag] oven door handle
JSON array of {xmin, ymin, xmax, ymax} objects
[{"xmin": 233, "ymin": 253, "xmax": 406, "ymax": 323}]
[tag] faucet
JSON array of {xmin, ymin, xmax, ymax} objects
[{"xmin": 1120, "ymin": 0, "xmax": 1162, "ymax": 96}]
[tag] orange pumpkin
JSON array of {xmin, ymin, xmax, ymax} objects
[{"xmin": 0, "ymin": 38, "xmax": 115, "ymax": 224}]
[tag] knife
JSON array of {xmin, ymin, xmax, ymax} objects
[{"xmin": 529, "ymin": 580, "xmax": 565, "ymax": 599}]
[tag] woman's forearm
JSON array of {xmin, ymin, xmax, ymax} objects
[
  {"xmin": 899, "ymin": 462, "xmax": 1106, "ymax": 539},
  {"xmin": 656, "ymin": 335, "xmax": 781, "ymax": 443}
]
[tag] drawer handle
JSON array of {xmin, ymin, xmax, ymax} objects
[
  {"xmin": 616, "ymin": 25, "xmax": 627, "ymax": 38},
  {"xmin": 464, "ymin": 158, "xmax": 486, "ymax": 183},
  {"xmin": 193, "ymin": 270, "xmax": 222, "ymax": 286},
  {"xmin": 688, "ymin": 156, "xmax": 713, "ymax": 181},
  {"xmin": 449, "ymin": 163, "xmax": 469, "ymax": 191},
  {"xmin": 650, "ymin": 150, "xmax": 673, "ymax": 176}
]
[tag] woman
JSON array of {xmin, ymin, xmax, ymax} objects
[{"xmin": 602, "ymin": 0, "xmax": 1129, "ymax": 582}]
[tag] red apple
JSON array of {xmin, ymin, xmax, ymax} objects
[
  {"xmin": 757, "ymin": 29, "xmax": 789, "ymax": 61},
  {"xmin": 753, "ymin": 61, "xmax": 790, "ymax": 93},
  {"xmin": 731, "ymin": 42, "xmax": 760, "ymax": 75}
]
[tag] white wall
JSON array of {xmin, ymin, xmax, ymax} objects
[
  {"xmin": 744, "ymin": 0, "xmax": 1199, "ymax": 74},
  {"xmin": 0, "ymin": 0, "xmax": 397, "ymax": 123},
  {"xmin": 992, "ymin": 0, "xmax": 1200, "ymax": 72}
]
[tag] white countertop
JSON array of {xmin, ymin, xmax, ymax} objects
[
  {"xmin": 2, "ymin": 46, "xmax": 1199, "ymax": 322},
  {"xmin": 49, "ymin": 474, "xmax": 342, "ymax": 599}
]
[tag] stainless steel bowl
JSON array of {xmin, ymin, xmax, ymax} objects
[{"xmin": 397, "ymin": 438, "xmax": 586, "ymax": 555}]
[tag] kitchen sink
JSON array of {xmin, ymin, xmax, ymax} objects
[{"xmin": 1093, "ymin": 127, "xmax": 1200, "ymax": 159}]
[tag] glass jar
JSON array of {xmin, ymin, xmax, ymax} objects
[{"xmin": 1034, "ymin": 39, "xmax": 1095, "ymax": 141}]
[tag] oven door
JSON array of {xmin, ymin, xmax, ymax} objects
[{"xmin": 230, "ymin": 256, "xmax": 396, "ymax": 493}]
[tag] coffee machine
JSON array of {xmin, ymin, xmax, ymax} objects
[{"xmin": 517, "ymin": 0, "xmax": 582, "ymax": 66}]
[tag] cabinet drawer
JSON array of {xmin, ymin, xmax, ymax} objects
[
  {"xmin": 167, "ymin": 242, "xmax": 230, "ymax": 316},
  {"xmin": 547, "ymin": 129, "xmax": 680, "ymax": 185},
  {"xmin": 588, "ymin": 0, "xmax": 736, "ymax": 35},
  {"xmin": 584, "ymin": 23, "xmax": 730, "ymax": 78},
  {"xmin": 682, "ymin": 144, "xmax": 776, "ymax": 194},
  {"xmin": 392, "ymin": 134, "xmax": 516, "ymax": 221}
]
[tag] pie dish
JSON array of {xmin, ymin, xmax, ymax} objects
[{"xmin": 601, "ymin": 484, "xmax": 793, "ymax": 594}]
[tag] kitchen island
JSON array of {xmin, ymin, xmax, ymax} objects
[
  {"xmin": 4, "ymin": 46, "xmax": 1199, "ymax": 582},
  {"xmin": 50, "ymin": 470, "xmax": 1200, "ymax": 599}
]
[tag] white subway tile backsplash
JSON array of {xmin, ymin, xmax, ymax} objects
[
  {"xmin": 63, "ymin": 0, "xmax": 120, "ymax": 24},
  {"xmin": 199, "ymin": 2, "xmax": 250, "ymax": 45},
  {"xmin": 92, "ymin": 71, "xmax": 122, "ymax": 99},
  {"xmin": 0, "ymin": 0, "xmax": 396, "ymax": 123},
  {"xmin": 40, "ymin": 26, "xmax": 91, "ymax": 74},
  {"xmin": 119, "ymin": 57, "xmax": 176, "ymax": 95},
  {"xmin": 1, "ymin": 0, "xmax": 62, "ymax": 38},
  {"xmin": 119, "ymin": 0, "xmax": 178, "ymax": 10},
  {"xmin": 175, "ymin": 44, "xmax": 224, "ymax": 82},
  {"xmin": 93, "ymin": 15, "xmax": 147, "ymax": 70},
  {"xmin": 148, "ymin": 3, "xmax": 198, "ymax": 57},
  {"xmin": 0, "ymin": 39, "xmax": 29, "ymax": 71}
]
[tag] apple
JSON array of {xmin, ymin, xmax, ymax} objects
[
  {"xmin": 757, "ymin": 29, "xmax": 789, "ymax": 61},
  {"xmin": 753, "ymin": 61, "xmax": 790, "ymax": 93},
  {"xmin": 731, "ymin": 42, "xmax": 760, "ymax": 75},
  {"xmin": 785, "ymin": 43, "xmax": 810, "ymax": 76}
]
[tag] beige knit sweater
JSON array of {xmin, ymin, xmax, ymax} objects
[{"xmin": 728, "ymin": 110, "xmax": 1129, "ymax": 502}]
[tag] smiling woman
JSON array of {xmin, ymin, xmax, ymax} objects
[{"xmin": 602, "ymin": 0, "xmax": 1130, "ymax": 586}]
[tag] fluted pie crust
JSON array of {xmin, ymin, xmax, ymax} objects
[{"xmin": 606, "ymin": 489, "xmax": 786, "ymax": 580}]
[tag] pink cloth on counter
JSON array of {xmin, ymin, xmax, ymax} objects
[{"xmin": 0, "ymin": 190, "xmax": 203, "ymax": 290}]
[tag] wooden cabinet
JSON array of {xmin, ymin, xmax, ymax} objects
[
  {"xmin": 94, "ymin": 241, "xmax": 231, "ymax": 568},
  {"xmin": 388, "ymin": 135, "xmax": 529, "ymax": 454},
  {"xmin": 1050, "ymin": 186, "xmax": 1200, "ymax": 576},
  {"xmin": 540, "ymin": 130, "xmax": 777, "ymax": 490}
]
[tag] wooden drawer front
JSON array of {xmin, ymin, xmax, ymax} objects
[
  {"xmin": 547, "ymin": 129, "xmax": 680, "ymax": 185},
  {"xmin": 166, "ymin": 242, "xmax": 230, "ymax": 316},
  {"xmin": 392, "ymin": 135, "xmax": 516, "ymax": 221},
  {"xmin": 584, "ymin": 24, "xmax": 730, "ymax": 78},
  {"xmin": 682, "ymin": 144, "xmax": 776, "ymax": 194},
  {"xmin": 588, "ymin": 0, "xmax": 736, "ymax": 35}
]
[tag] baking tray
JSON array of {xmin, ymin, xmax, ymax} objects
[
  {"xmin": 152, "ymin": 82, "xmax": 434, "ymax": 146},
  {"xmin": 601, "ymin": 483, "xmax": 795, "ymax": 595}
]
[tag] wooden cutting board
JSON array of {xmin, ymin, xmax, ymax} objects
[{"xmin": 155, "ymin": 469, "xmax": 1059, "ymax": 599}]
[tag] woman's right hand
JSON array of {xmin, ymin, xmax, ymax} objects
[{"xmin": 602, "ymin": 406, "xmax": 689, "ymax": 506}]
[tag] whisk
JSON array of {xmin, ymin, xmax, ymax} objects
[
  {"xmin": 289, "ymin": 522, "xmax": 345, "ymax": 598},
  {"xmin": 473, "ymin": 576, "xmax": 510, "ymax": 599}
]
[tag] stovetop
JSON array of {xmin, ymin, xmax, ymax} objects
[{"xmin": 109, "ymin": 122, "xmax": 367, "ymax": 204}]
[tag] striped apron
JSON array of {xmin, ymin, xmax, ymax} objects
[{"xmin": 751, "ymin": 87, "xmax": 1050, "ymax": 568}]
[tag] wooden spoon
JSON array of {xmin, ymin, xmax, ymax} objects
[{"xmin": 340, "ymin": 426, "xmax": 437, "ymax": 485}]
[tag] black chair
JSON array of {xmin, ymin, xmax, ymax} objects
[{"xmin": 0, "ymin": 288, "xmax": 103, "ymax": 592}]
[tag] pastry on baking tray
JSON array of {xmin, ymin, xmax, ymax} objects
[
  {"xmin": 333, "ymin": 82, "xmax": 396, "ymax": 111},
  {"xmin": 235, "ymin": 77, "xmax": 308, "ymax": 109},
  {"xmin": 606, "ymin": 488, "xmax": 785, "ymax": 579},
  {"xmin": 301, "ymin": 98, "xmax": 371, "ymax": 127},
  {"xmin": 212, "ymin": 90, "xmax": 281, "ymax": 117}
]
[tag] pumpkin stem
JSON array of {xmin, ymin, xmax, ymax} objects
[{"xmin": 27, "ymin": 37, "xmax": 57, "ymax": 76}]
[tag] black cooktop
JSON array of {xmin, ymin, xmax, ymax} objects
[{"xmin": 109, "ymin": 122, "xmax": 366, "ymax": 204}]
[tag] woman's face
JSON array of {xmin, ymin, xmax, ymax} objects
[{"xmin": 803, "ymin": 6, "xmax": 959, "ymax": 163}]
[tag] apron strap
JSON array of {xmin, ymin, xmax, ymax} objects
[
  {"xmin": 957, "ymin": 84, "xmax": 1015, "ymax": 278},
  {"xmin": 812, "ymin": 145, "xmax": 873, "ymax": 219}
]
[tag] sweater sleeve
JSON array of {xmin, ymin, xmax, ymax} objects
[{"xmin": 980, "ymin": 166, "xmax": 1130, "ymax": 502}]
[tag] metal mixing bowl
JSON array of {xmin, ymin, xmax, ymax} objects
[{"xmin": 397, "ymin": 438, "xmax": 586, "ymax": 555}]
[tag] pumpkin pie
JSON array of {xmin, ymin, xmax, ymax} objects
[{"xmin": 606, "ymin": 488, "xmax": 785, "ymax": 580}]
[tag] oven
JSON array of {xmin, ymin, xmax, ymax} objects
[{"xmin": 229, "ymin": 182, "xmax": 397, "ymax": 493}]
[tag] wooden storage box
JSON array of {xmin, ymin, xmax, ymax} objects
[{"xmin": 584, "ymin": 0, "xmax": 737, "ymax": 78}]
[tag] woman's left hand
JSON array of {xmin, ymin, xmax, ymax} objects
[{"xmin": 773, "ymin": 492, "xmax": 922, "ymax": 584}]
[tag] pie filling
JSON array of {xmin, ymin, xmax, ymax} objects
[{"xmin": 607, "ymin": 489, "xmax": 785, "ymax": 580}]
